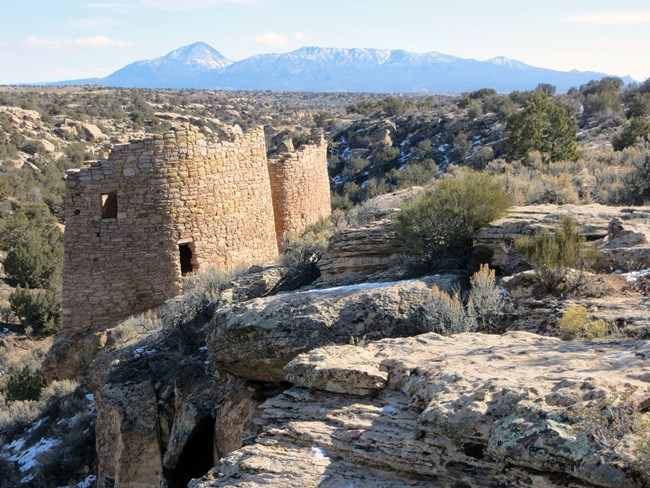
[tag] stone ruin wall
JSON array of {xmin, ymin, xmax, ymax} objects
[
  {"xmin": 268, "ymin": 131, "xmax": 331, "ymax": 250},
  {"xmin": 62, "ymin": 125, "xmax": 280, "ymax": 332}
]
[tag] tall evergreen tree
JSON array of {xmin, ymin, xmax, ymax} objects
[{"xmin": 506, "ymin": 89, "xmax": 579, "ymax": 162}]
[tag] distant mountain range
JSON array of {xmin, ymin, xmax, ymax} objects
[{"xmin": 52, "ymin": 41, "xmax": 635, "ymax": 93}]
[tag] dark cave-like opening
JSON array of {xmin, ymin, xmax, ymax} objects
[{"xmin": 163, "ymin": 417, "xmax": 215, "ymax": 488}]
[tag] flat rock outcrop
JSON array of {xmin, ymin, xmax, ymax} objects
[
  {"xmin": 317, "ymin": 219, "xmax": 404, "ymax": 281},
  {"xmin": 474, "ymin": 204, "xmax": 650, "ymax": 273},
  {"xmin": 207, "ymin": 275, "xmax": 464, "ymax": 382},
  {"xmin": 317, "ymin": 187, "xmax": 423, "ymax": 282},
  {"xmin": 192, "ymin": 331, "xmax": 650, "ymax": 487}
]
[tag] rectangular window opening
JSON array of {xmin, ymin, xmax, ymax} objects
[
  {"xmin": 179, "ymin": 243, "xmax": 194, "ymax": 276},
  {"xmin": 101, "ymin": 192, "xmax": 118, "ymax": 219}
]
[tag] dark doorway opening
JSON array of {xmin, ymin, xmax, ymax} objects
[
  {"xmin": 101, "ymin": 192, "xmax": 117, "ymax": 219},
  {"xmin": 163, "ymin": 417, "xmax": 215, "ymax": 488},
  {"xmin": 179, "ymin": 243, "xmax": 194, "ymax": 276}
]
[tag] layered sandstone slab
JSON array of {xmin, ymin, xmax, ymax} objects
[
  {"xmin": 474, "ymin": 204, "xmax": 650, "ymax": 274},
  {"xmin": 207, "ymin": 275, "xmax": 465, "ymax": 382},
  {"xmin": 193, "ymin": 332, "xmax": 650, "ymax": 487}
]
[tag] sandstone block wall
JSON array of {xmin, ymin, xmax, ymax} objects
[
  {"xmin": 268, "ymin": 130, "xmax": 331, "ymax": 250},
  {"xmin": 62, "ymin": 125, "xmax": 281, "ymax": 332}
]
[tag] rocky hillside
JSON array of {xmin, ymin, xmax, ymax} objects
[
  {"xmin": 1, "ymin": 85, "xmax": 650, "ymax": 487},
  {"xmin": 7, "ymin": 201, "xmax": 642, "ymax": 488}
]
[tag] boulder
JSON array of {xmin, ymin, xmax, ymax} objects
[
  {"xmin": 79, "ymin": 122, "xmax": 106, "ymax": 142},
  {"xmin": 193, "ymin": 332, "xmax": 650, "ymax": 487},
  {"xmin": 207, "ymin": 275, "xmax": 464, "ymax": 382},
  {"xmin": 473, "ymin": 204, "xmax": 650, "ymax": 274}
]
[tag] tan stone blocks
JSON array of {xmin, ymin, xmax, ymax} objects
[{"xmin": 61, "ymin": 124, "xmax": 329, "ymax": 333}]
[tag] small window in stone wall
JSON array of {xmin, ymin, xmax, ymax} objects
[
  {"xmin": 101, "ymin": 192, "xmax": 118, "ymax": 219},
  {"xmin": 179, "ymin": 243, "xmax": 194, "ymax": 276}
]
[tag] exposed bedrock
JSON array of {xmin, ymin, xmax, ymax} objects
[
  {"xmin": 207, "ymin": 274, "xmax": 465, "ymax": 382},
  {"xmin": 192, "ymin": 332, "xmax": 650, "ymax": 488}
]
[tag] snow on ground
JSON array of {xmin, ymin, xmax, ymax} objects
[
  {"xmin": 76, "ymin": 474, "xmax": 96, "ymax": 488},
  {"xmin": 624, "ymin": 268, "xmax": 650, "ymax": 282},
  {"xmin": 8, "ymin": 437, "xmax": 60, "ymax": 472},
  {"xmin": 310, "ymin": 446, "xmax": 328, "ymax": 459},
  {"xmin": 297, "ymin": 278, "xmax": 421, "ymax": 296}
]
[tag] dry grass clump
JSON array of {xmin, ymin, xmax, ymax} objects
[
  {"xmin": 557, "ymin": 305, "xmax": 609, "ymax": 340},
  {"xmin": 515, "ymin": 216, "xmax": 597, "ymax": 294},
  {"xmin": 569, "ymin": 387, "xmax": 650, "ymax": 484}
]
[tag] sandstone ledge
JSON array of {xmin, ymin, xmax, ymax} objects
[{"xmin": 193, "ymin": 332, "xmax": 650, "ymax": 487}]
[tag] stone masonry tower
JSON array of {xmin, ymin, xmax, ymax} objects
[{"xmin": 59, "ymin": 124, "xmax": 329, "ymax": 337}]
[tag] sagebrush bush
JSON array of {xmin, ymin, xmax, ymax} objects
[
  {"xmin": 280, "ymin": 217, "xmax": 333, "ymax": 268},
  {"xmin": 557, "ymin": 305, "xmax": 609, "ymax": 340},
  {"xmin": 620, "ymin": 143, "xmax": 650, "ymax": 205},
  {"xmin": 424, "ymin": 288, "xmax": 476, "ymax": 335},
  {"xmin": 425, "ymin": 264, "xmax": 507, "ymax": 335},
  {"xmin": 394, "ymin": 171, "xmax": 511, "ymax": 270},
  {"xmin": 515, "ymin": 216, "xmax": 596, "ymax": 294},
  {"xmin": 467, "ymin": 264, "xmax": 508, "ymax": 333}
]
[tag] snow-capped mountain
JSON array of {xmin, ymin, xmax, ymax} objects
[
  {"xmin": 100, "ymin": 42, "xmax": 232, "ymax": 88},
  {"xmin": 53, "ymin": 42, "xmax": 635, "ymax": 93}
]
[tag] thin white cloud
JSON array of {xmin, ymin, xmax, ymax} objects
[
  {"xmin": 253, "ymin": 31, "xmax": 290, "ymax": 48},
  {"xmin": 83, "ymin": 2, "xmax": 131, "ymax": 13},
  {"xmin": 578, "ymin": 39, "xmax": 650, "ymax": 48},
  {"xmin": 0, "ymin": 36, "xmax": 133, "ymax": 51},
  {"xmin": 138, "ymin": 0, "xmax": 258, "ymax": 10},
  {"xmin": 67, "ymin": 18, "xmax": 121, "ymax": 30},
  {"xmin": 563, "ymin": 12, "xmax": 650, "ymax": 25},
  {"xmin": 293, "ymin": 32, "xmax": 308, "ymax": 43}
]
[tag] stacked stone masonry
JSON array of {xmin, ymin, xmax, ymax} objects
[
  {"xmin": 268, "ymin": 131, "xmax": 331, "ymax": 250},
  {"xmin": 62, "ymin": 124, "xmax": 329, "ymax": 332}
]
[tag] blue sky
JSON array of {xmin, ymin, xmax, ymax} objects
[{"xmin": 1, "ymin": 0, "xmax": 650, "ymax": 84}]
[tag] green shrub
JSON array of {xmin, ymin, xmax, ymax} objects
[
  {"xmin": 557, "ymin": 305, "xmax": 609, "ymax": 340},
  {"xmin": 505, "ymin": 89, "xmax": 579, "ymax": 162},
  {"xmin": 515, "ymin": 216, "xmax": 596, "ymax": 294},
  {"xmin": 9, "ymin": 286, "xmax": 61, "ymax": 335},
  {"xmin": 394, "ymin": 172, "xmax": 511, "ymax": 270},
  {"xmin": 0, "ymin": 203, "xmax": 63, "ymax": 289},
  {"xmin": 612, "ymin": 117, "xmax": 650, "ymax": 151},
  {"xmin": 5, "ymin": 367, "xmax": 46, "ymax": 403},
  {"xmin": 620, "ymin": 144, "xmax": 650, "ymax": 205}
]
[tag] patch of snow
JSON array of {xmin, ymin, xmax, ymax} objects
[
  {"xmin": 382, "ymin": 405, "xmax": 398, "ymax": 414},
  {"xmin": 134, "ymin": 347, "xmax": 156, "ymax": 358},
  {"xmin": 624, "ymin": 269, "xmax": 650, "ymax": 283},
  {"xmin": 437, "ymin": 143, "xmax": 450, "ymax": 153},
  {"xmin": 604, "ymin": 351, "xmax": 635, "ymax": 359},
  {"xmin": 9, "ymin": 437, "xmax": 60, "ymax": 472},
  {"xmin": 198, "ymin": 346, "xmax": 208, "ymax": 352},
  {"xmin": 310, "ymin": 446, "xmax": 328, "ymax": 459},
  {"xmin": 76, "ymin": 474, "xmax": 96, "ymax": 488},
  {"xmin": 204, "ymin": 360, "xmax": 210, "ymax": 366},
  {"xmin": 20, "ymin": 474, "xmax": 34, "ymax": 484},
  {"xmin": 0, "ymin": 327, "xmax": 9, "ymax": 336},
  {"xmin": 5, "ymin": 436, "xmax": 26, "ymax": 452},
  {"xmin": 85, "ymin": 393, "xmax": 94, "ymax": 402},
  {"xmin": 298, "ymin": 279, "xmax": 419, "ymax": 296}
]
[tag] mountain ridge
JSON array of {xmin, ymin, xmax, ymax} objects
[{"xmin": 51, "ymin": 42, "xmax": 637, "ymax": 93}]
